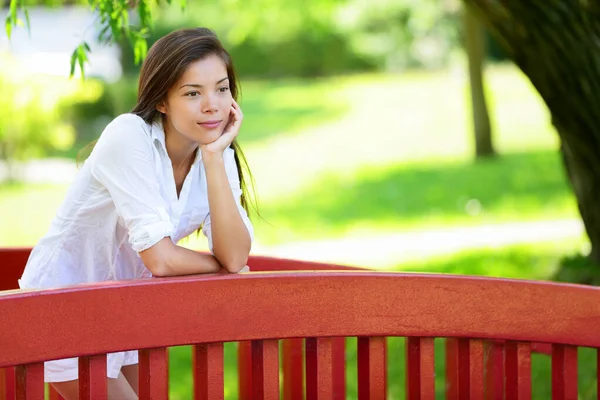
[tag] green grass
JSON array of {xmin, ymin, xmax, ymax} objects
[
  {"xmin": 2, "ymin": 64, "xmax": 575, "ymax": 248},
  {"xmin": 395, "ymin": 237, "xmax": 589, "ymax": 280},
  {"xmin": 252, "ymin": 150, "xmax": 577, "ymax": 244}
]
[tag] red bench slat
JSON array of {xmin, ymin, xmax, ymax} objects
[
  {"xmin": 15, "ymin": 363, "xmax": 44, "ymax": 400},
  {"xmin": 251, "ymin": 340, "xmax": 279, "ymax": 399},
  {"xmin": 306, "ymin": 337, "xmax": 333, "ymax": 400},
  {"xmin": 505, "ymin": 341, "xmax": 531, "ymax": 399},
  {"xmin": 78, "ymin": 354, "xmax": 107, "ymax": 399},
  {"xmin": 282, "ymin": 339, "xmax": 304, "ymax": 400},
  {"xmin": 193, "ymin": 343, "xmax": 224, "ymax": 399},
  {"xmin": 331, "ymin": 337, "xmax": 346, "ymax": 400},
  {"xmin": 0, "ymin": 367, "xmax": 15, "ymax": 400},
  {"xmin": 446, "ymin": 338, "xmax": 459, "ymax": 400},
  {"xmin": 139, "ymin": 348, "xmax": 168, "ymax": 400},
  {"xmin": 552, "ymin": 344, "xmax": 578, "ymax": 400},
  {"xmin": 357, "ymin": 336, "xmax": 386, "ymax": 400},
  {"xmin": 457, "ymin": 338, "xmax": 471, "ymax": 394},
  {"xmin": 238, "ymin": 341, "xmax": 252, "ymax": 400},
  {"xmin": 484, "ymin": 341, "xmax": 504, "ymax": 400},
  {"xmin": 469, "ymin": 339, "xmax": 484, "ymax": 399},
  {"xmin": 406, "ymin": 336, "xmax": 434, "ymax": 399}
]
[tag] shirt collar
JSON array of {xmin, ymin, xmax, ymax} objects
[
  {"xmin": 150, "ymin": 116, "xmax": 167, "ymax": 151},
  {"xmin": 150, "ymin": 116, "xmax": 202, "ymax": 165}
]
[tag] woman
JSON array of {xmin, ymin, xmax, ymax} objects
[{"xmin": 18, "ymin": 27, "xmax": 253, "ymax": 399}]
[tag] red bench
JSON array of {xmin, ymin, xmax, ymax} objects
[{"xmin": 0, "ymin": 247, "xmax": 597, "ymax": 399}]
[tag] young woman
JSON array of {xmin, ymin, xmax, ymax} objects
[{"xmin": 18, "ymin": 27, "xmax": 254, "ymax": 399}]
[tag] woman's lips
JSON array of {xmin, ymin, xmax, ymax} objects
[{"xmin": 198, "ymin": 120, "xmax": 222, "ymax": 129}]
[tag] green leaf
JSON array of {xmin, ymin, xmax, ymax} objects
[
  {"xmin": 5, "ymin": 15, "xmax": 11, "ymax": 39},
  {"xmin": 24, "ymin": 8, "xmax": 31, "ymax": 37},
  {"xmin": 133, "ymin": 36, "xmax": 148, "ymax": 65},
  {"xmin": 83, "ymin": 42, "xmax": 91, "ymax": 53},
  {"xmin": 69, "ymin": 47, "xmax": 78, "ymax": 78},
  {"xmin": 10, "ymin": 0, "xmax": 17, "ymax": 25},
  {"xmin": 78, "ymin": 50, "xmax": 86, "ymax": 80}
]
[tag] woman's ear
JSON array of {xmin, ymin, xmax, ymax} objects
[{"xmin": 156, "ymin": 102, "xmax": 167, "ymax": 114}]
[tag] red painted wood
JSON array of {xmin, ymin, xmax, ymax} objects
[
  {"xmin": 530, "ymin": 342, "xmax": 552, "ymax": 355},
  {"xmin": 282, "ymin": 339, "xmax": 304, "ymax": 400},
  {"xmin": 5, "ymin": 272, "xmax": 600, "ymax": 369},
  {"xmin": 0, "ymin": 368, "xmax": 5, "ymax": 400},
  {"xmin": 237, "ymin": 341, "xmax": 252, "ymax": 400},
  {"xmin": 306, "ymin": 337, "xmax": 333, "ymax": 400},
  {"xmin": 357, "ymin": 336, "xmax": 386, "ymax": 400},
  {"xmin": 5, "ymin": 368, "xmax": 15, "ymax": 400},
  {"xmin": 247, "ymin": 255, "xmax": 365, "ymax": 272},
  {"xmin": 552, "ymin": 344, "xmax": 578, "ymax": 400},
  {"xmin": 446, "ymin": 338, "xmax": 458, "ymax": 400},
  {"xmin": 457, "ymin": 338, "xmax": 470, "ymax": 395},
  {"xmin": 139, "ymin": 348, "xmax": 168, "ymax": 400},
  {"xmin": 406, "ymin": 337, "xmax": 434, "ymax": 399},
  {"xmin": 484, "ymin": 341, "xmax": 504, "ymax": 400},
  {"xmin": 331, "ymin": 337, "xmax": 346, "ymax": 400},
  {"xmin": 251, "ymin": 340, "xmax": 279, "ymax": 399},
  {"xmin": 0, "ymin": 248, "xmax": 31, "ymax": 291},
  {"xmin": 78, "ymin": 354, "xmax": 107, "ymax": 400},
  {"xmin": 505, "ymin": 341, "xmax": 531, "ymax": 400},
  {"xmin": 193, "ymin": 343, "xmax": 223, "ymax": 400},
  {"xmin": 469, "ymin": 339, "xmax": 484, "ymax": 399},
  {"xmin": 15, "ymin": 364, "xmax": 44, "ymax": 400}
]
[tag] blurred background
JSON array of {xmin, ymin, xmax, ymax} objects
[{"xmin": 1, "ymin": 1, "xmax": 594, "ymax": 397}]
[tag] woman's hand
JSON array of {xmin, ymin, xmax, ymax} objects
[{"xmin": 200, "ymin": 99, "xmax": 243, "ymax": 157}]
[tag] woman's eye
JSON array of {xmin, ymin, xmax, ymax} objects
[
  {"xmin": 219, "ymin": 87, "xmax": 230, "ymax": 93},
  {"xmin": 186, "ymin": 91, "xmax": 199, "ymax": 97}
]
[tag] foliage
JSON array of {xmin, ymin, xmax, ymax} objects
[
  {"xmin": 7, "ymin": 0, "xmax": 469, "ymax": 78},
  {"xmin": 0, "ymin": 54, "xmax": 95, "ymax": 178},
  {"xmin": 5, "ymin": 0, "xmax": 187, "ymax": 77}
]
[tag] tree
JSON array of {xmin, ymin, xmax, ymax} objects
[
  {"xmin": 463, "ymin": 6, "xmax": 495, "ymax": 158},
  {"xmin": 462, "ymin": 1, "xmax": 600, "ymax": 264},
  {"xmin": 4, "ymin": 0, "xmax": 166, "ymax": 77}
]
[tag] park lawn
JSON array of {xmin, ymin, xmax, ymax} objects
[
  {"xmin": 3, "ymin": 63, "xmax": 572, "ymax": 247},
  {"xmin": 208, "ymin": 63, "xmax": 577, "ymax": 246}
]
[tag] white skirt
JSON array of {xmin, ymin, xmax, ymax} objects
[{"xmin": 45, "ymin": 350, "xmax": 138, "ymax": 382}]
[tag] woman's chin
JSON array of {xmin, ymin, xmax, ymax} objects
[{"xmin": 196, "ymin": 132, "xmax": 223, "ymax": 146}]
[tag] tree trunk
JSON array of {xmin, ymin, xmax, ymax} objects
[
  {"xmin": 463, "ymin": 6, "xmax": 495, "ymax": 158},
  {"xmin": 463, "ymin": 0, "xmax": 600, "ymax": 263}
]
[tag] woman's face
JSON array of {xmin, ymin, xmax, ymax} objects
[{"xmin": 158, "ymin": 55, "xmax": 233, "ymax": 146}]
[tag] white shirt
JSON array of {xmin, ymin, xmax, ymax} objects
[{"xmin": 19, "ymin": 113, "xmax": 253, "ymax": 289}]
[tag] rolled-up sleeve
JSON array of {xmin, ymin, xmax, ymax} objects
[
  {"xmin": 201, "ymin": 147, "xmax": 254, "ymax": 253},
  {"xmin": 89, "ymin": 115, "xmax": 175, "ymax": 253}
]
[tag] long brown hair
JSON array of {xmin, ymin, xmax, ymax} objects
[{"xmin": 132, "ymin": 28, "xmax": 256, "ymax": 217}]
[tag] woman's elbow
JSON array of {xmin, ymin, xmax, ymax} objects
[
  {"xmin": 139, "ymin": 238, "xmax": 176, "ymax": 277},
  {"xmin": 148, "ymin": 261, "xmax": 170, "ymax": 277},
  {"xmin": 217, "ymin": 252, "xmax": 249, "ymax": 273}
]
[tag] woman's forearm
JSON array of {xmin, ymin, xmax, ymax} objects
[
  {"xmin": 140, "ymin": 237, "xmax": 223, "ymax": 276},
  {"xmin": 203, "ymin": 152, "xmax": 251, "ymax": 272}
]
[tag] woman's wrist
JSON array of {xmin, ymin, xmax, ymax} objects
[{"xmin": 200, "ymin": 148, "xmax": 225, "ymax": 165}]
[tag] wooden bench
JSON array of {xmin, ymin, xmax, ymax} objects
[{"xmin": 1, "ymin": 247, "xmax": 597, "ymax": 399}]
